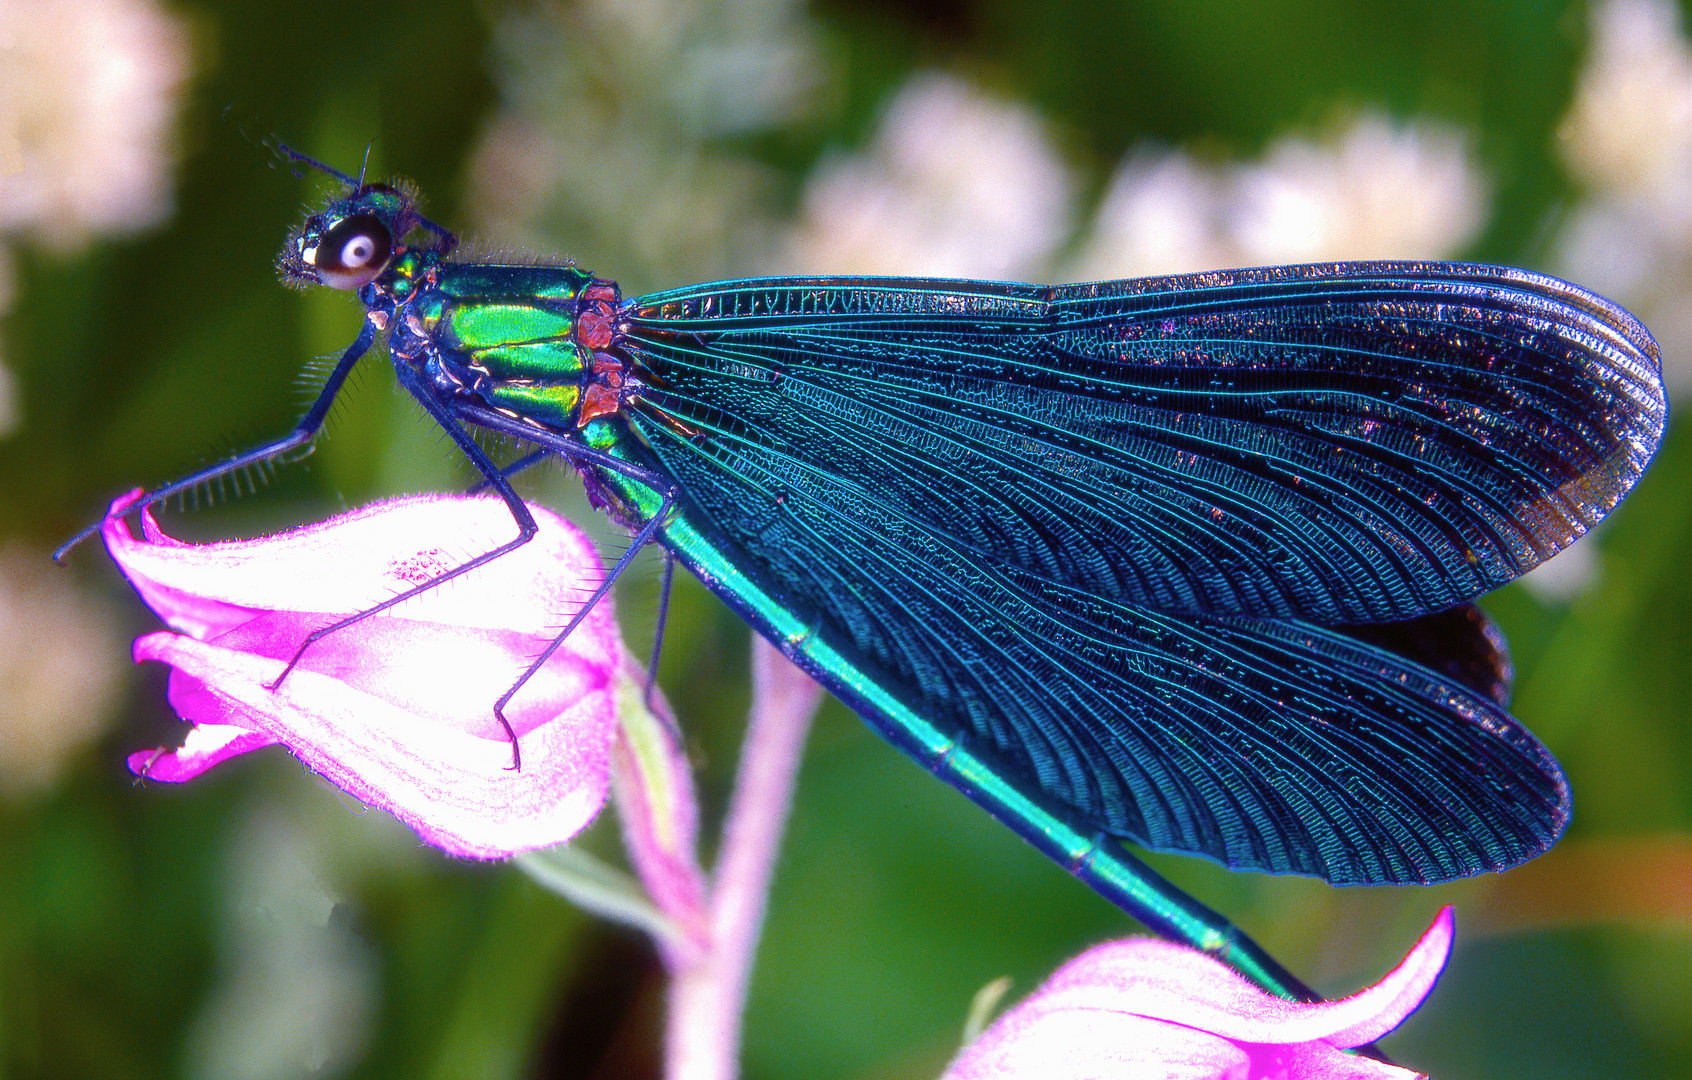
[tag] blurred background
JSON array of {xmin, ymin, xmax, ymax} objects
[{"xmin": 1, "ymin": 0, "xmax": 1689, "ymax": 1076}]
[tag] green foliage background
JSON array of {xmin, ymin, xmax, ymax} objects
[{"xmin": 1, "ymin": 1, "xmax": 1687, "ymax": 1077}]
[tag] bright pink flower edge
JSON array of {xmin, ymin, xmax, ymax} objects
[
  {"xmin": 944, "ymin": 907, "xmax": 1455, "ymax": 1079},
  {"xmin": 104, "ymin": 492, "xmax": 624, "ymax": 859}
]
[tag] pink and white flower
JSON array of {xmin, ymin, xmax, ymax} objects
[{"xmin": 103, "ymin": 491, "xmax": 624, "ymax": 859}]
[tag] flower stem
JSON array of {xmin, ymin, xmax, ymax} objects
[{"xmin": 666, "ymin": 638, "xmax": 824, "ymax": 1080}]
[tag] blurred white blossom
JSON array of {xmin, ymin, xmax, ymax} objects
[
  {"xmin": 773, "ymin": 72, "xmax": 1078, "ymax": 279},
  {"xmin": 1560, "ymin": 0, "xmax": 1692, "ymax": 198},
  {"xmin": 1554, "ymin": 0, "xmax": 1692, "ymax": 398},
  {"xmin": 467, "ymin": 0, "xmax": 827, "ymax": 292},
  {"xmin": 1233, "ymin": 113, "xmax": 1489, "ymax": 264},
  {"xmin": 186, "ymin": 807, "xmax": 378, "ymax": 1080},
  {"xmin": 1064, "ymin": 151, "xmax": 1234, "ymax": 281},
  {"xmin": 0, "ymin": 544, "xmax": 127, "ymax": 798},
  {"xmin": 1070, "ymin": 110, "xmax": 1489, "ymax": 281},
  {"xmin": 1520, "ymin": 539, "xmax": 1601, "ymax": 603},
  {"xmin": 0, "ymin": 0, "xmax": 192, "ymax": 252},
  {"xmin": 0, "ymin": 0, "xmax": 191, "ymax": 439}
]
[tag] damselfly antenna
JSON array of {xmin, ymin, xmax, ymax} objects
[{"xmin": 275, "ymin": 142, "xmax": 359, "ymax": 187}]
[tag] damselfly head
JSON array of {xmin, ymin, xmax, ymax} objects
[{"xmin": 278, "ymin": 181, "xmax": 420, "ymax": 291}]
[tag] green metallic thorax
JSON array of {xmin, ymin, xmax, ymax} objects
[{"xmin": 379, "ymin": 258, "xmax": 622, "ymax": 433}]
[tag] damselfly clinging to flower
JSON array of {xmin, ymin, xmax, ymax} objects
[{"xmin": 59, "ymin": 148, "xmax": 1666, "ymax": 1002}]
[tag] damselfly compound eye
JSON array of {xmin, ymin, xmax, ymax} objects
[{"xmin": 311, "ymin": 214, "xmax": 393, "ymax": 289}]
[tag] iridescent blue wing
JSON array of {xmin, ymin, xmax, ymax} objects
[
  {"xmin": 626, "ymin": 263, "xmax": 1663, "ymax": 624},
  {"xmin": 607, "ymin": 262, "xmax": 1662, "ymax": 883},
  {"xmin": 1344, "ymin": 602, "xmax": 1514, "ymax": 708}
]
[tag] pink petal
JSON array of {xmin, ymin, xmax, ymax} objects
[
  {"xmin": 127, "ymin": 724, "xmax": 277, "ymax": 781},
  {"xmin": 1024, "ymin": 908, "xmax": 1453, "ymax": 1046},
  {"xmin": 134, "ymin": 630, "xmax": 612, "ymax": 857},
  {"xmin": 944, "ymin": 911, "xmax": 1455, "ymax": 1080},
  {"xmin": 1272, "ymin": 1041, "xmax": 1428, "ymax": 1079},
  {"xmin": 113, "ymin": 495, "xmax": 628, "ymax": 858},
  {"xmin": 948, "ymin": 1011, "xmax": 1252, "ymax": 1079},
  {"xmin": 201, "ymin": 612, "xmax": 609, "ymax": 738},
  {"xmin": 103, "ymin": 492, "xmax": 602, "ymax": 641},
  {"xmin": 1309, "ymin": 907, "xmax": 1455, "ymax": 1048}
]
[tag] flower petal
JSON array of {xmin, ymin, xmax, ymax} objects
[
  {"xmin": 945, "ymin": 1010, "xmax": 1251, "ymax": 1079},
  {"xmin": 126, "ymin": 722, "xmax": 277, "ymax": 782},
  {"xmin": 135, "ymin": 629, "xmax": 611, "ymax": 857},
  {"xmin": 103, "ymin": 492, "xmax": 606, "ymax": 640},
  {"xmin": 1313, "ymin": 907, "xmax": 1454, "ymax": 1048},
  {"xmin": 1021, "ymin": 908, "xmax": 1453, "ymax": 1047},
  {"xmin": 114, "ymin": 495, "xmax": 628, "ymax": 858},
  {"xmin": 943, "ymin": 911, "xmax": 1455, "ymax": 1080}
]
